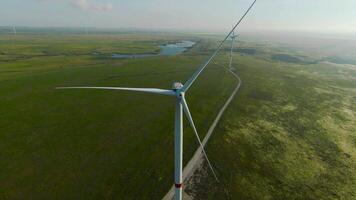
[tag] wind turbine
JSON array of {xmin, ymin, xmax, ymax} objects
[
  {"xmin": 57, "ymin": 1, "xmax": 257, "ymax": 199},
  {"xmin": 229, "ymin": 30, "xmax": 238, "ymax": 69},
  {"xmin": 12, "ymin": 26, "xmax": 17, "ymax": 35}
]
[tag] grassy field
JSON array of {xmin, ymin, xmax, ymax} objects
[
  {"xmin": 1, "ymin": 31, "xmax": 355, "ymax": 200},
  {"xmin": 0, "ymin": 33, "xmax": 236, "ymax": 199},
  {"xmin": 187, "ymin": 42, "xmax": 356, "ymax": 199}
]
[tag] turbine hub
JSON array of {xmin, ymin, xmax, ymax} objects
[{"xmin": 172, "ymin": 82, "xmax": 183, "ymax": 91}]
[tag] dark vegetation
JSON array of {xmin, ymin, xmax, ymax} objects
[
  {"xmin": 325, "ymin": 56, "xmax": 356, "ymax": 65},
  {"xmin": 271, "ymin": 53, "xmax": 303, "ymax": 63},
  {"xmin": 233, "ymin": 48, "xmax": 257, "ymax": 55},
  {"xmin": 271, "ymin": 53, "xmax": 317, "ymax": 64}
]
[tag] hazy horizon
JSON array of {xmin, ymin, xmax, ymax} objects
[{"xmin": 1, "ymin": 0, "xmax": 356, "ymax": 34}]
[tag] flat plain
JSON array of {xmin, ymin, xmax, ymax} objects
[
  {"xmin": 0, "ymin": 31, "xmax": 355, "ymax": 200},
  {"xmin": 188, "ymin": 37, "xmax": 356, "ymax": 200},
  {"xmin": 0, "ymin": 32, "xmax": 236, "ymax": 199}
]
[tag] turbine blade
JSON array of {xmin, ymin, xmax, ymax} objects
[
  {"xmin": 182, "ymin": 0, "xmax": 257, "ymax": 92},
  {"xmin": 181, "ymin": 97, "xmax": 219, "ymax": 181},
  {"xmin": 56, "ymin": 87, "xmax": 175, "ymax": 96}
]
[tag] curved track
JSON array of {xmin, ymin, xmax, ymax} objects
[{"xmin": 163, "ymin": 64, "xmax": 242, "ymax": 200}]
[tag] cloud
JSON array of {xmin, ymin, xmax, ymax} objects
[
  {"xmin": 35, "ymin": 0, "xmax": 113, "ymax": 12},
  {"xmin": 71, "ymin": 0, "xmax": 113, "ymax": 11}
]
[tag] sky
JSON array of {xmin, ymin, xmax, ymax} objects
[{"xmin": 1, "ymin": 0, "xmax": 356, "ymax": 33}]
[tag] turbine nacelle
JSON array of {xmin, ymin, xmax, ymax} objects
[{"xmin": 172, "ymin": 82, "xmax": 184, "ymax": 91}]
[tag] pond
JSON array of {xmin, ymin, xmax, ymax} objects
[{"xmin": 111, "ymin": 40, "xmax": 195, "ymax": 59}]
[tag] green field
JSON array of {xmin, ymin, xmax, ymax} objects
[
  {"xmin": 188, "ymin": 41, "xmax": 356, "ymax": 199},
  {"xmin": 0, "ymin": 31, "xmax": 355, "ymax": 200},
  {"xmin": 0, "ymin": 33, "xmax": 237, "ymax": 199}
]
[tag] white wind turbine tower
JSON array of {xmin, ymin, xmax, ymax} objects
[
  {"xmin": 12, "ymin": 26, "xmax": 17, "ymax": 35},
  {"xmin": 57, "ymin": 1, "xmax": 257, "ymax": 199},
  {"xmin": 229, "ymin": 30, "xmax": 238, "ymax": 69}
]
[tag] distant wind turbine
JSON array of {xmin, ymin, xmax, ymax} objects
[
  {"xmin": 12, "ymin": 26, "xmax": 17, "ymax": 35},
  {"xmin": 57, "ymin": 0, "xmax": 257, "ymax": 199},
  {"xmin": 229, "ymin": 30, "xmax": 238, "ymax": 69}
]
